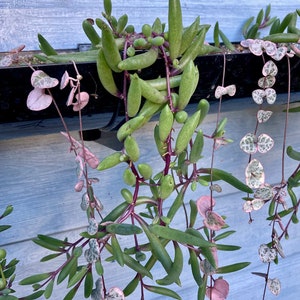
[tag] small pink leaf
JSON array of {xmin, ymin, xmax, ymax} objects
[
  {"xmin": 240, "ymin": 39, "xmax": 254, "ymax": 48},
  {"xmin": 73, "ymin": 92, "xmax": 89, "ymax": 111},
  {"xmin": 66, "ymin": 87, "xmax": 76, "ymax": 106},
  {"xmin": 196, "ymin": 195, "xmax": 215, "ymax": 217},
  {"xmin": 204, "ymin": 211, "xmax": 226, "ymax": 231},
  {"xmin": 78, "ymin": 148, "xmax": 100, "ymax": 169},
  {"xmin": 74, "ymin": 180, "xmax": 84, "ymax": 192},
  {"xmin": 60, "ymin": 71, "xmax": 70, "ymax": 90},
  {"xmin": 31, "ymin": 70, "xmax": 59, "ymax": 89},
  {"xmin": 27, "ymin": 88, "xmax": 53, "ymax": 111},
  {"xmin": 206, "ymin": 278, "xmax": 229, "ymax": 300}
]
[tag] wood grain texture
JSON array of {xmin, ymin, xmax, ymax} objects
[
  {"xmin": 0, "ymin": 0, "xmax": 299, "ymax": 51},
  {"xmin": 1, "ymin": 93, "xmax": 300, "ymax": 299}
]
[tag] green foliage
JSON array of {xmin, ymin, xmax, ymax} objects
[{"xmin": 10, "ymin": 0, "xmax": 300, "ymax": 299}]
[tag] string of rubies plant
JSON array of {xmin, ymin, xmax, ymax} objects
[
  {"xmin": 2, "ymin": 1, "xmax": 300, "ymax": 300},
  {"xmin": 16, "ymin": 1, "xmax": 254, "ymax": 299}
]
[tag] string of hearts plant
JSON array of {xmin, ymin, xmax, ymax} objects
[
  {"xmin": 238, "ymin": 36, "xmax": 300, "ymax": 298},
  {"xmin": 1, "ymin": 1, "xmax": 300, "ymax": 300}
]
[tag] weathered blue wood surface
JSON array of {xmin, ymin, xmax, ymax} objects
[
  {"xmin": 0, "ymin": 0, "xmax": 299, "ymax": 51},
  {"xmin": 1, "ymin": 93, "xmax": 300, "ymax": 299}
]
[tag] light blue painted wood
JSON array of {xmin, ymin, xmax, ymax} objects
[
  {"xmin": 0, "ymin": 0, "xmax": 299, "ymax": 51},
  {"xmin": 1, "ymin": 94, "xmax": 300, "ymax": 299}
]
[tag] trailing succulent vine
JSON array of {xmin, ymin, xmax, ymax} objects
[{"xmin": 1, "ymin": 1, "xmax": 300, "ymax": 300}]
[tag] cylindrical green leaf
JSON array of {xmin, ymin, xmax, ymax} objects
[
  {"xmin": 216, "ymin": 262, "xmax": 251, "ymax": 274},
  {"xmin": 150, "ymin": 225, "xmax": 213, "ymax": 248},
  {"xmin": 19, "ymin": 273, "xmax": 51, "ymax": 285},
  {"xmin": 144, "ymin": 284, "xmax": 181, "ymax": 300},
  {"xmin": 106, "ymin": 223, "xmax": 142, "ymax": 235}
]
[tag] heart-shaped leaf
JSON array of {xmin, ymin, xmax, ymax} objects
[
  {"xmin": 249, "ymin": 39, "xmax": 263, "ymax": 56},
  {"xmin": 265, "ymin": 88, "xmax": 276, "ymax": 104},
  {"xmin": 263, "ymin": 41, "xmax": 277, "ymax": 56},
  {"xmin": 31, "ymin": 70, "xmax": 59, "ymax": 89},
  {"xmin": 252, "ymin": 89, "xmax": 265, "ymax": 105},
  {"xmin": 258, "ymin": 244, "xmax": 277, "ymax": 263},
  {"xmin": 27, "ymin": 88, "xmax": 53, "ymax": 111},
  {"xmin": 257, "ymin": 110, "xmax": 273, "ymax": 123},
  {"xmin": 73, "ymin": 92, "xmax": 89, "ymax": 111},
  {"xmin": 262, "ymin": 60, "xmax": 278, "ymax": 77},
  {"xmin": 254, "ymin": 184, "xmax": 273, "ymax": 200},
  {"xmin": 60, "ymin": 71, "xmax": 70, "ymax": 90},
  {"xmin": 267, "ymin": 278, "xmax": 281, "ymax": 295},
  {"xmin": 271, "ymin": 46, "xmax": 287, "ymax": 61},
  {"xmin": 243, "ymin": 199, "xmax": 265, "ymax": 213},
  {"xmin": 206, "ymin": 278, "xmax": 229, "ymax": 300},
  {"xmin": 245, "ymin": 159, "xmax": 265, "ymax": 188},
  {"xmin": 258, "ymin": 75, "xmax": 276, "ymax": 88},
  {"xmin": 196, "ymin": 195, "xmax": 215, "ymax": 217}
]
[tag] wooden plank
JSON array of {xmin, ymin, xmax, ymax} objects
[
  {"xmin": 1, "ymin": 96, "xmax": 300, "ymax": 299},
  {"xmin": 0, "ymin": 0, "xmax": 299, "ymax": 51}
]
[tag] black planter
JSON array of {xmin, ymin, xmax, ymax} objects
[{"xmin": 1, "ymin": 51, "xmax": 300, "ymax": 124}]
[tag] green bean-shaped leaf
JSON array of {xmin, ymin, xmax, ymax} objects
[
  {"xmin": 40, "ymin": 253, "xmax": 62, "ymax": 262},
  {"xmin": 106, "ymin": 243, "xmax": 152, "ymax": 278},
  {"xmin": 21, "ymin": 290, "xmax": 46, "ymax": 300},
  {"xmin": 150, "ymin": 225, "xmax": 213, "ymax": 248},
  {"xmin": 84, "ymin": 270, "xmax": 93, "ymax": 298},
  {"xmin": 106, "ymin": 223, "xmax": 142, "ymax": 235},
  {"xmin": 38, "ymin": 34, "xmax": 57, "ymax": 56},
  {"xmin": 278, "ymin": 13, "xmax": 294, "ymax": 33},
  {"xmin": 188, "ymin": 249, "xmax": 202, "ymax": 286},
  {"xmin": 287, "ymin": 145, "xmax": 300, "ymax": 161},
  {"xmin": 44, "ymin": 279, "xmax": 54, "ymax": 299},
  {"xmin": 63, "ymin": 286, "xmax": 78, "ymax": 300},
  {"xmin": 111, "ymin": 235, "xmax": 124, "ymax": 266},
  {"xmin": 215, "ymin": 244, "xmax": 241, "ymax": 251},
  {"xmin": 243, "ymin": 16, "xmax": 255, "ymax": 38},
  {"xmin": 67, "ymin": 266, "xmax": 87, "ymax": 288},
  {"xmin": 189, "ymin": 200, "xmax": 198, "ymax": 228},
  {"xmin": 123, "ymin": 275, "xmax": 139, "ymax": 296},
  {"xmin": 214, "ymin": 230, "xmax": 236, "ymax": 241},
  {"xmin": 19, "ymin": 273, "xmax": 51, "ymax": 285},
  {"xmin": 144, "ymin": 284, "xmax": 181, "ymax": 300},
  {"xmin": 95, "ymin": 260, "xmax": 104, "ymax": 276},
  {"xmin": 57, "ymin": 257, "xmax": 78, "ymax": 284},
  {"xmin": 101, "ymin": 202, "xmax": 128, "ymax": 223},
  {"xmin": 213, "ymin": 22, "xmax": 220, "ymax": 48},
  {"xmin": 200, "ymin": 168, "xmax": 253, "ymax": 193},
  {"xmin": 216, "ymin": 262, "xmax": 251, "ymax": 274},
  {"xmin": 256, "ymin": 9, "xmax": 264, "ymax": 25}
]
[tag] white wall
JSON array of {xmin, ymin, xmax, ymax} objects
[{"xmin": 0, "ymin": 0, "xmax": 299, "ymax": 52}]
